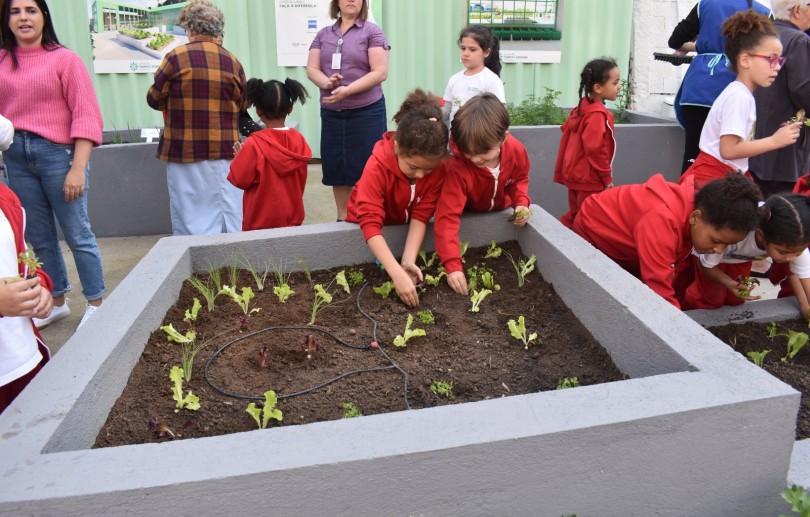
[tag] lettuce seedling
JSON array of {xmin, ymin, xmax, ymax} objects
[
  {"xmin": 300, "ymin": 333, "xmax": 324, "ymax": 359},
  {"xmin": 184, "ymin": 297, "xmax": 202, "ymax": 323},
  {"xmin": 245, "ymin": 390, "xmax": 283, "ymax": 430},
  {"xmin": 347, "ymin": 269, "xmax": 366, "ymax": 287},
  {"xmin": 393, "ymin": 313, "xmax": 426, "ymax": 347},
  {"xmin": 429, "ymin": 380, "xmax": 455, "ymax": 400},
  {"xmin": 505, "ymin": 252, "xmax": 537, "ymax": 287},
  {"xmin": 373, "ymin": 280, "xmax": 395, "ymax": 298},
  {"xmin": 258, "ymin": 345, "xmax": 271, "ymax": 368},
  {"xmin": 484, "ymin": 240, "xmax": 503, "ymax": 259},
  {"xmin": 18, "ymin": 249, "xmax": 42, "ymax": 279},
  {"xmin": 507, "ymin": 207, "xmax": 532, "ymax": 222},
  {"xmin": 746, "ymin": 350, "xmax": 770, "ymax": 368},
  {"xmin": 417, "ymin": 309, "xmax": 436, "ymax": 325},
  {"xmin": 239, "ymin": 250, "xmax": 270, "ymax": 292},
  {"xmin": 424, "ymin": 271, "xmax": 446, "ymax": 287},
  {"xmin": 783, "ymin": 331, "xmax": 809, "ymax": 362},
  {"xmin": 169, "ymin": 366, "xmax": 200, "ymax": 412},
  {"xmin": 148, "ymin": 417, "xmax": 176, "ymax": 439},
  {"xmin": 342, "ymin": 402, "xmax": 363, "ymax": 418},
  {"xmin": 767, "ymin": 321, "xmax": 779, "ymax": 339},
  {"xmin": 273, "ymin": 283, "xmax": 295, "ymax": 303},
  {"xmin": 187, "ymin": 275, "xmax": 218, "ymax": 312},
  {"xmin": 219, "ymin": 285, "xmax": 261, "ymax": 316},
  {"xmin": 781, "ymin": 484, "xmax": 810, "ymax": 516},
  {"xmin": 736, "ymin": 275, "xmax": 760, "ymax": 298},
  {"xmin": 308, "ymin": 284, "xmax": 333, "ymax": 326},
  {"xmin": 418, "ymin": 249, "xmax": 438, "ymax": 269},
  {"xmin": 459, "ymin": 241, "xmax": 470, "ymax": 263},
  {"xmin": 556, "ymin": 377, "xmax": 580, "ymax": 390},
  {"xmin": 335, "ymin": 270, "xmax": 351, "ymax": 294},
  {"xmin": 469, "ymin": 288, "xmax": 492, "ymax": 313},
  {"xmin": 298, "ymin": 258, "xmax": 312, "ymax": 284},
  {"xmin": 507, "ymin": 316, "xmax": 539, "ymax": 350}
]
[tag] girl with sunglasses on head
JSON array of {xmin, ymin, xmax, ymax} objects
[{"xmin": 680, "ymin": 9, "xmax": 802, "ymax": 186}]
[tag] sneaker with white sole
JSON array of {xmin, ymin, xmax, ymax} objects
[
  {"xmin": 33, "ymin": 300, "xmax": 71, "ymax": 329},
  {"xmin": 78, "ymin": 303, "xmax": 98, "ymax": 329}
]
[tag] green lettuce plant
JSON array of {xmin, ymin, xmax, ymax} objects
[
  {"xmin": 246, "ymin": 390, "xmax": 283, "ymax": 430},
  {"xmin": 507, "ymin": 315, "xmax": 538, "ymax": 350},
  {"xmin": 219, "ymin": 285, "xmax": 261, "ymax": 316},
  {"xmin": 335, "ymin": 270, "xmax": 351, "ymax": 294},
  {"xmin": 393, "ymin": 314, "xmax": 426, "ymax": 347},
  {"xmin": 429, "ymin": 380, "xmax": 455, "ymax": 400},
  {"xmin": 469, "ymin": 288, "xmax": 492, "ymax": 313},
  {"xmin": 169, "ymin": 366, "xmax": 200, "ymax": 412},
  {"xmin": 308, "ymin": 284, "xmax": 333, "ymax": 326}
]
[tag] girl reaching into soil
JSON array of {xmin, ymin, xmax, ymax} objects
[
  {"xmin": 679, "ymin": 9, "xmax": 800, "ymax": 186},
  {"xmin": 572, "ymin": 173, "xmax": 762, "ymax": 309},
  {"xmin": 227, "ymin": 77, "xmax": 312, "ymax": 231},
  {"xmin": 345, "ymin": 89, "xmax": 449, "ymax": 308},
  {"xmin": 682, "ymin": 194, "xmax": 810, "ymax": 316},
  {"xmin": 554, "ymin": 57, "xmax": 620, "ymax": 229}
]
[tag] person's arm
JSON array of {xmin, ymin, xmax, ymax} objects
[
  {"xmin": 323, "ymin": 46, "xmax": 389, "ymax": 104},
  {"xmin": 668, "ymin": 3, "xmax": 699, "ymax": 52},
  {"xmin": 367, "ymin": 234, "xmax": 420, "ymax": 307},
  {"xmin": 0, "ymin": 114, "xmax": 13, "ymax": 151},
  {"xmin": 63, "ymin": 138, "xmax": 93, "ymax": 203},
  {"xmin": 789, "ymin": 275, "xmax": 810, "ymax": 321},
  {"xmin": 146, "ymin": 55, "xmax": 175, "ymax": 112},
  {"xmin": 581, "ymin": 114, "xmax": 614, "ymax": 187},
  {"xmin": 719, "ymin": 122, "xmax": 802, "ymax": 160},
  {"xmin": 306, "ymin": 48, "xmax": 343, "ymax": 91},
  {"xmin": 401, "ymin": 219, "xmax": 427, "ymax": 282},
  {"xmin": 434, "ymin": 166, "xmax": 469, "ymax": 294},
  {"xmin": 697, "ymin": 262, "xmax": 760, "ymax": 300}
]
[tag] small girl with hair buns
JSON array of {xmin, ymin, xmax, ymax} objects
[
  {"xmin": 346, "ymin": 89, "xmax": 449, "ymax": 307},
  {"xmin": 554, "ymin": 57, "xmax": 621, "ymax": 229},
  {"xmin": 682, "ymin": 193, "xmax": 810, "ymax": 317},
  {"xmin": 681, "ymin": 9, "xmax": 801, "ymax": 185},
  {"xmin": 228, "ymin": 77, "xmax": 312, "ymax": 231}
]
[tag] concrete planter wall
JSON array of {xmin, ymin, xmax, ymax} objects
[
  {"xmin": 86, "ymin": 113, "xmax": 683, "ymax": 237},
  {"xmin": 687, "ymin": 299, "xmax": 810, "ymax": 489},
  {"xmin": 0, "ymin": 208, "xmax": 796, "ymax": 516}
]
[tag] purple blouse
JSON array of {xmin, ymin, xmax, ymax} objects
[{"xmin": 310, "ymin": 18, "xmax": 389, "ymax": 111}]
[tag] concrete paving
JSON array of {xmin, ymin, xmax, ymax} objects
[{"xmin": 40, "ymin": 164, "xmax": 335, "ymax": 354}]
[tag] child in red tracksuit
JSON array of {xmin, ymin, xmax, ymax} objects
[
  {"xmin": 434, "ymin": 93, "xmax": 531, "ymax": 295},
  {"xmin": 0, "ymin": 182, "xmax": 54, "ymax": 414},
  {"xmin": 679, "ymin": 10, "xmax": 799, "ymax": 186},
  {"xmin": 228, "ymin": 78, "xmax": 312, "ymax": 231},
  {"xmin": 769, "ymin": 174, "xmax": 810, "ymax": 313},
  {"xmin": 346, "ymin": 89, "xmax": 448, "ymax": 307},
  {"xmin": 572, "ymin": 173, "xmax": 761, "ymax": 308},
  {"xmin": 554, "ymin": 58, "xmax": 620, "ymax": 229}
]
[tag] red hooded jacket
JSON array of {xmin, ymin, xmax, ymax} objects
[
  {"xmin": 227, "ymin": 127, "xmax": 312, "ymax": 231},
  {"xmin": 573, "ymin": 174, "xmax": 696, "ymax": 308},
  {"xmin": 346, "ymin": 132, "xmax": 446, "ymax": 241},
  {"xmin": 0, "ymin": 184, "xmax": 52, "ymax": 330},
  {"xmin": 553, "ymin": 98, "xmax": 616, "ymax": 191},
  {"xmin": 434, "ymin": 134, "xmax": 531, "ymax": 273}
]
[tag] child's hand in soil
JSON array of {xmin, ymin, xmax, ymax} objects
[
  {"xmin": 391, "ymin": 266, "xmax": 419, "ymax": 308},
  {"xmin": 0, "ymin": 276, "xmax": 48, "ymax": 318},
  {"xmin": 446, "ymin": 270, "xmax": 469, "ymax": 295},
  {"xmin": 400, "ymin": 261, "xmax": 423, "ymax": 286}
]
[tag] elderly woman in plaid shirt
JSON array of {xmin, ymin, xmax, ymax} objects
[{"xmin": 147, "ymin": 0, "xmax": 246, "ymax": 235}]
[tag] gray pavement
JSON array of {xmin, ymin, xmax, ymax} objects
[{"xmin": 40, "ymin": 165, "xmax": 335, "ymax": 354}]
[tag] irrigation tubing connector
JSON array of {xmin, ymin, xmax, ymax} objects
[{"xmin": 203, "ymin": 283, "xmax": 412, "ymax": 410}]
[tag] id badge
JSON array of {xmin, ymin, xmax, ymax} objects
[{"xmin": 331, "ymin": 53, "xmax": 342, "ymax": 70}]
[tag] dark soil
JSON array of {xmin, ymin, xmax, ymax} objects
[
  {"xmin": 94, "ymin": 241, "xmax": 626, "ymax": 448},
  {"xmin": 708, "ymin": 318, "xmax": 810, "ymax": 439}
]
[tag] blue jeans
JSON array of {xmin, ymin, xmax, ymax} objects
[{"xmin": 4, "ymin": 132, "xmax": 105, "ymax": 301}]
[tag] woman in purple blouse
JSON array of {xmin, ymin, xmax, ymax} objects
[{"xmin": 306, "ymin": 0, "xmax": 389, "ymax": 221}]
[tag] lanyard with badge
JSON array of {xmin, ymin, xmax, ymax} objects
[{"xmin": 331, "ymin": 24, "xmax": 356, "ymax": 70}]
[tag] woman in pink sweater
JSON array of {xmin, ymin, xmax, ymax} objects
[{"xmin": 0, "ymin": 0, "xmax": 105, "ymax": 330}]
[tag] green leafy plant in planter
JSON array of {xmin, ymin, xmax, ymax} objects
[
  {"xmin": 169, "ymin": 366, "xmax": 200, "ymax": 412},
  {"xmin": 746, "ymin": 350, "xmax": 770, "ymax": 368},
  {"xmin": 335, "ymin": 270, "xmax": 351, "ymax": 294},
  {"xmin": 271, "ymin": 259, "xmax": 295, "ymax": 303},
  {"xmin": 342, "ymin": 402, "xmax": 363, "ymax": 419},
  {"xmin": 246, "ymin": 390, "xmax": 283, "ymax": 430},
  {"xmin": 781, "ymin": 484, "xmax": 810, "ymax": 517},
  {"xmin": 768, "ymin": 322, "xmax": 810, "ymax": 362},
  {"xmin": 469, "ymin": 288, "xmax": 492, "ymax": 313},
  {"xmin": 308, "ymin": 284, "xmax": 333, "ymax": 326},
  {"xmin": 393, "ymin": 314, "xmax": 426, "ymax": 347},
  {"xmin": 417, "ymin": 309, "xmax": 436, "ymax": 325},
  {"xmin": 556, "ymin": 377, "xmax": 581, "ymax": 390},
  {"xmin": 429, "ymin": 380, "xmax": 455, "ymax": 400},
  {"xmin": 507, "ymin": 88, "xmax": 568, "ymax": 126},
  {"xmin": 219, "ymin": 285, "xmax": 261, "ymax": 316},
  {"xmin": 508, "ymin": 315, "xmax": 539, "ymax": 350}
]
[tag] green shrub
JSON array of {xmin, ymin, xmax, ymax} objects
[{"xmin": 507, "ymin": 87, "xmax": 568, "ymax": 126}]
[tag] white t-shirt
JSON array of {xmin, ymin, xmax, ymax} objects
[
  {"xmin": 699, "ymin": 230, "xmax": 810, "ymax": 278},
  {"xmin": 698, "ymin": 80, "xmax": 756, "ymax": 172},
  {"xmin": 0, "ymin": 212, "xmax": 40, "ymax": 387},
  {"xmin": 0, "ymin": 114, "xmax": 12, "ymax": 151},
  {"xmin": 443, "ymin": 67, "xmax": 506, "ymax": 122}
]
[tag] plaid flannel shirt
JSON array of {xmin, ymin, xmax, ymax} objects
[{"xmin": 147, "ymin": 36, "xmax": 246, "ymax": 163}]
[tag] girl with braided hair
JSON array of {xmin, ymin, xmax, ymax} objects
[
  {"xmin": 554, "ymin": 57, "xmax": 621, "ymax": 229},
  {"xmin": 227, "ymin": 78, "xmax": 312, "ymax": 231},
  {"xmin": 345, "ymin": 90, "xmax": 449, "ymax": 307},
  {"xmin": 683, "ymin": 193, "xmax": 810, "ymax": 315}
]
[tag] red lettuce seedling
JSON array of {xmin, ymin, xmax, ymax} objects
[
  {"xmin": 300, "ymin": 333, "xmax": 324, "ymax": 359},
  {"xmin": 258, "ymin": 345, "xmax": 271, "ymax": 368},
  {"xmin": 148, "ymin": 418, "xmax": 176, "ymax": 439}
]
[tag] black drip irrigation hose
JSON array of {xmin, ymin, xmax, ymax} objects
[{"xmin": 204, "ymin": 283, "xmax": 412, "ymax": 410}]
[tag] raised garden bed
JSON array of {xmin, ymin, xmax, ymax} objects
[
  {"xmin": 0, "ymin": 209, "xmax": 799, "ymax": 515},
  {"xmin": 95, "ymin": 241, "xmax": 623, "ymax": 447}
]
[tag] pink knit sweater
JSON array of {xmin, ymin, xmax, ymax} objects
[{"xmin": 0, "ymin": 46, "xmax": 103, "ymax": 146}]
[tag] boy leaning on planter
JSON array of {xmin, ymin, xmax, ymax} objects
[{"xmin": 0, "ymin": 113, "xmax": 54, "ymax": 415}]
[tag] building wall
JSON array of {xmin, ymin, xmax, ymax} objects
[{"xmin": 48, "ymin": 0, "xmax": 633, "ymax": 156}]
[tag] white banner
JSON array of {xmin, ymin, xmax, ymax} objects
[{"xmin": 275, "ymin": 0, "xmax": 335, "ymax": 67}]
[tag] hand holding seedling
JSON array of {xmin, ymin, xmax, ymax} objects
[
  {"xmin": 731, "ymin": 275, "xmax": 761, "ymax": 301},
  {"xmin": 391, "ymin": 265, "xmax": 420, "ymax": 308},
  {"xmin": 0, "ymin": 276, "xmax": 51, "ymax": 318},
  {"xmin": 447, "ymin": 270, "xmax": 469, "ymax": 295},
  {"xmin": 772, "ymin": 120, "xmax": 802, "ymax": 149},
  {"xmin": 510, "ymin": 205, "xmax": 531, "ymax": 227}
]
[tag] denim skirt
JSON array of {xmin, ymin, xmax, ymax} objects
[{"xmin": 320, "ymin": 96, "xmax": 387, "ymax": 187}]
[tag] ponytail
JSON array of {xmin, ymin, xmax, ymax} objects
[
  {"xmin": 393, "ymin": 89, "xmax": 448, "ymax": 158},
  {"xmin": 576, "ymin": 57, "xmax": 618, "ymax": 116},
  {"xmin": 245, "ymin": 77, "xmax": 310, "ymax": 120}
]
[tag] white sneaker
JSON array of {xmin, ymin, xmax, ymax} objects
[
  {"xmin": 33, "ymin": 300, "xmax": 71, "ymax": 329},
  {"xmin": 78, "ymin": 304, "xmax": 98, "ymax": 329}
]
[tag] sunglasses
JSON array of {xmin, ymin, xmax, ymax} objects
[{"xmin": 749, "ymin": 54, "xmax": 787, "ymax": 69}]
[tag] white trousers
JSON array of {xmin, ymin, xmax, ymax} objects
[{"xmin": 166, "ymin": 160, "xmax": 243, "ymax": 235}]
